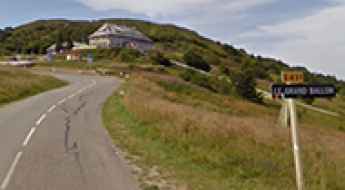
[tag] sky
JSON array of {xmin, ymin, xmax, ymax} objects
[{"xmin": 1, "ymin": 0, "xmax": 344, "ymax": 79}]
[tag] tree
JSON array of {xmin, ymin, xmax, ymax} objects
[
  {"xmin": 219, "ymin": 65, "xmax": 230, "ymax": 75},
  {"xmin": 55, "ymin": 32, "xmax": 63, "ymax": 52},
  {"xmin": 117, "ymin": 48, "xmax": 142, "ymax": 62},
  {"xmin": 66, "ymin": 37, "xmax": 74, "ymax": 50},
  {"xmin": 183, "ymin": 50, "xmax": 211, "ymax": 72},
  {"xmin": 232, "ymin": 63, "xmax": 263, "ymax": 103}
]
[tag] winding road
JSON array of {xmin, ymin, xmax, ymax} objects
[{"xmin": 0, "ymin": 72, "xmax": 140, "ymax": 190}]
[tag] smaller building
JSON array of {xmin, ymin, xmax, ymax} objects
[
  {"xmin": 66, "ymin": 51, "xmax": 82, "ymax": 61},
  {"xmin": 89, "ymin": 23, "xmax": 154, "ymax": 53},
  {"xmin": 47, "ymin": 41, "xmax": 94, "ymax": 55},
  {"xmin": 72, "ymin": 42, "xmax": 96, "ymax": 51}
]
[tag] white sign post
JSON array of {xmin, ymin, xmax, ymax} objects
[
  {"xmin": 282, "ymin": 71, "xmax": 305, "ymax": 190},
  {"xmin": 287, "ymin": 98, "xmax": 304, "ymax": 190},
  {"xmin": 273, "ymin": 71, "xmax": 337, "ymax": 190}
]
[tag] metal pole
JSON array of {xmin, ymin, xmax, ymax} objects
[{"xmin": 287, "ymin": 99, "xmax": 304, "ymax": 190}]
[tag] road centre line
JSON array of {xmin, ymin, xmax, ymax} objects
[
  {"xmin": 0, "ymin": 152, "xmax": 23, "ymax": 190},
  {"xmin": 68, "ymin": 94, "xmax": 76, "ymax": 99},
  {"xmin": 35, "ymin": 114, "xmax": 47, "ymax": 126},
  {"xmin": 0, "ymin": 80, "xmax": 98, "ymax": 190},
  {"xmin": 57, "ymin": 98, "xmax": 67, "ymax": 105},
  {"xmin": 22, "ymin": 127, "xmax": 36, "ymax": 147},
  {"xmin": 47, "ymin": 105, "xmax": 56, "ymax": 113}
]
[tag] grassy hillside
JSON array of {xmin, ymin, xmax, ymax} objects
[
  {"xmin": 103, "ymin": 73, "xmax": 345, "ymax": 190},
  {"xmin": 0, "ymin": 67, "xmax": 66, "ymax": 105},
  {"xmin": 0, "ymin": 19, "xmax": 344, "ymax": 92},
  {"xmin": 2, "ymin": 18, "xmax": 342, "ymax": 190}
]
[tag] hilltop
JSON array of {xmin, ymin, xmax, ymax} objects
[
  {"xmin": 0, "ymin": 19, "xmax": 344, "ymax": 93},
  {"xmin": 1, "ymin": 19, "xmax": 344, "ymax": 190}
]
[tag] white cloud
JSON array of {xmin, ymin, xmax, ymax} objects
[
  {"xmin": 77, "ymin": 0, "xmax": 276, "ymax": 17},
  {"xmin": 239, "ymin": 3, "xmax": 345, "ymax": 79},
  {"xmin": 76, "ymin": 0, "xmax": 345, "ymax": 79}
]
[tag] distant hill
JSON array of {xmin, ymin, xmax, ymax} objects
[
  {"xmin": 0, "ymin": 19, "xmax": 344, "ymax": 91},
  {"xmin": 0, "ymin": 27, "xmax": 12, "ymax": 41}
]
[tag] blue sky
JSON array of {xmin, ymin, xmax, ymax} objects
[{"xmin": 1, "ymin": 0, "xmax": 344, "ymax": 79}]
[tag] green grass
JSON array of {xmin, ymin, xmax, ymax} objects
[
  {"xmin": 103, "ymin": 95, "xmax": 291, "ymax": 190},
  {"xmin": 156, "ymin": 79, "xmax": 278, "ymax": 117},
  {"xmin": 103, "ymin": 76, "xmax": 345, "ymax": 190},
  {"xmin": 0, "ymin": 67, "xmax": 67, "ymax": 105}
]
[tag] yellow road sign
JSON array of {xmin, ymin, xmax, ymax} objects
[{"xmin": 282, "ymin": 71, "xmax": 304, "ymax": 84}]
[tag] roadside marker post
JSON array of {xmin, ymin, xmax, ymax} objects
[
  {"xmin": 272, "ymin": 71, "xmax": 337, "ymax": 190},
  {"xmin": 283, "ymin": 71, "xmax": 305, "ymax": 190},
  {"xmin": 287, "ymin": 98, "xmax": 304, "ymax": 190}
]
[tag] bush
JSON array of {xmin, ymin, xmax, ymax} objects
[
  {"xmin": 219, "ymin": 65, "xmax": 230, "ymax": 75},
  {"xmin": 209, "ymin": 77, "xmax": 233, "ymax": 95},
  {"xmin": 183, "ymin": 50, "xmax": 211, "ymax": 72},
  {"xmin": 180, "ymin": 70, "xmax": 233, "ymax": 95},
  {"xmin": 339, "ymin": 88, "xmax": 345, "ymax": 97},
  {"xmin": 231, "ymin": 67, "xmax": 263, "ymax": 103},
  {"xmin": 150, "ymin": 51, "xmax": 172, "ymax": 66},
  {"xmin": 302, "ymin": 98, "xmax": 315, "ymax": 105},
  {"xmin": 180, "ymin": 70, "xmax": 213, "ymax": 90},
  {"xmin": 203, "ymin": 52, "xmax": 221, "ymax": 66},
  {"xmin": 82, "ymin": 49, "xmax": 119, "ymax": 60},
  {"xmin": 117, "ymin": 48, "xmax": 142, "ymax": 63}
]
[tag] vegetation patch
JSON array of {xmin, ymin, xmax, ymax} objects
[
  {"xmin": 1, "ymin": 19, "xmax": 343, "ymax": 96},
  {"xmin": 0, "ymin": 67, "xmax": 67, "ymax": 105},
  {"xmin": 103, "ymin": 74, "xmax": 345, "ymax": 190}
]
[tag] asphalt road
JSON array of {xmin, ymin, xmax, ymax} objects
[{"xmin": 0, "ymin": 72, "xmax": 140, "ymax": 190}]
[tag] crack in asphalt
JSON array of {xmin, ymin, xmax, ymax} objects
[
  {"xmin": 60, "ymin": 91, "xmax": 90, "ymax": 184},
  {"xmin": 62, "ymin": 94, "xmax": 88, "ymax": 153}
]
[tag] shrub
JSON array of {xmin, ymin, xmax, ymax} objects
[
  {"xmin": 82, "ymin": 49, "xmax": 119, "ymax": 60},
  {"xmin": 150, "ymin": 51, "xmax": 172, "ymax": 66},
  {"xmin": 209, "ymin": 77, "xmax": 233, "ymax": 95},
  {"xmin": 203, "ymin": 52, "xmax": 221, "ymax": 66},
  {"xmin": 180, "ymin": 70, "xmax": 213, "ymax": 90},
  {"xmin": 340, "ymin": 88, "xmax": 345, "ymax": 97},
  {"xmin": 183, "ymin": 50, "xmax": 211, "ymax": 72},
  {"xmin": 180, "ymin": 70, "xmax": 233, "ymax": 95},
  {"xmin": 117, "ymin": 48, "xmax": 142, "ymax": 63},
  {"xmin": 219, "ymin": 65, "xmax": 230, "ymax": 75},
  {"xmin": 231, "ymin": 67, "xmax": 263, "ymax": 103},
  {"xmin": 302, "ymin": 98, "xmax": 315, "ymax": 105}
]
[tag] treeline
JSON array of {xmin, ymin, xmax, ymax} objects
[
  {"xmin": 0, "ymin": 19, "xmax": 344, "ymax": 92},
  {"xmin": 0, "ymin": 27, "xmax": 14, "ymax": 42},
  {"xmin": 0, "ymin": 20, "xmax": 100, "ymax": 55}
]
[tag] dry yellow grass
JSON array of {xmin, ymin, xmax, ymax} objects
[
  {"xmin": 104, "ymin": 73, "xmax": 345, "ymax": 190},
  {"xmin": 0, "ymin": 66, "xmax": 66, "ymax": 105}
]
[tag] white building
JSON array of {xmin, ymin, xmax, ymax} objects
[{"xmin": 89, "ymin": 23, "xmax": 154, "ymax": 53}]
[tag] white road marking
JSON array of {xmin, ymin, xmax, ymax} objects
[
  {"xmin": 47, "ymin": 105, "xmax": 56, "ymax": 113},
  {"xmin": 58, "ymin": 98, "xmax": 66, "ymax": 105},
  {"xmin": 35, "ymin": 114, "xmax": 47, "ymax": 126},
  {"xmin": 1, "ymin": 152, "xmax": 23, "ymax": 189},
  {"xmin": 0, "ymin": 79, "xmax": 100, "ymax": 190},
  {"xmin": 68, "ymin": 94, "xmax": 76, "ymax": 99},
  {"xmin": 22, "ymin": 127, "xmax": 36, "ymax": 147},
  {"xmin": 90, "ymin": 80, "xmax": 96, "ymax": 87}
]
